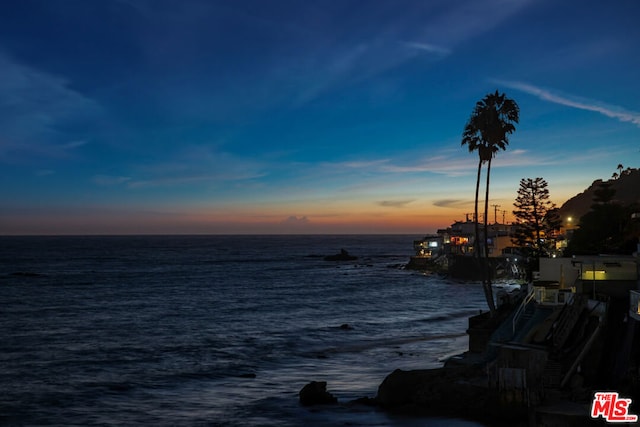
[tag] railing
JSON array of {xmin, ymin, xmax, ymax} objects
[
  {"xmin": 630, "ymin": 290, "xmax": 640, "ymax": 321},
  {"xmin": 560, "ymin": 316, "xmax": 603, "ymax": 388},
  {"xmin": 512, "ymin": 287, "xmax": 535, "ymax": 334},
  {"xmin": 551, "ymin": 293, "xmax": 586, "ymax": 349},
  {"xmin": 533, "ymin": 287, "xmax": 575, "ymax": 305}
]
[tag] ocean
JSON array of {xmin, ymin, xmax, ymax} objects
[{"xmin": 0, "ymin": 235, "xmax": 490, "ymax": 426}]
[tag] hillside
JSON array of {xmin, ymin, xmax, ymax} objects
[{"xmin": 558, "ymin": 168, "xmax": 640, "ymax": 223}]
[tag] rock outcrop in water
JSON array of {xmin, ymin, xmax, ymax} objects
[
  {"xmin": 324, "ymin": 249, "xmax": 358, "ymax": 261},
  {"xmin": 299, "ymin": 381, "xmax": 338, "ymax": 406}
]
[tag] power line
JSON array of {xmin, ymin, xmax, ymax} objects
[{"xmin": 491, "ymin": 204, "xmax": 501, "ymax": 224}]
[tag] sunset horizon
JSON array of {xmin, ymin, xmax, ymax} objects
[{"xmin": 1, "ymin": 1, "xmax": 639, "ymax": 235}]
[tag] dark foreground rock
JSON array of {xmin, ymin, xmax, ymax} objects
[
  {"xmin": 299, "ymin": 381, "xmax": 338, "ymax": 406},
  {"xmin": 376, "ymin": 365, "xmax": 498, "ymax": 421}
]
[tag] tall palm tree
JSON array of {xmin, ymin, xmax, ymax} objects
[
  {"xmin": 462, "ymin": 91, "xmax": 519, "ymax": 316},
  {"xmin": 460, "ymin": 126, "xmax": 485, "ymax": 275}
]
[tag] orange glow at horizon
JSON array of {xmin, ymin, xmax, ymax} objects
[
  {"xmin": 0, "ymin": 185, "xmax": 569, "ymax": 235},
  {"xmin": 0, "ymin": 204, "xmax": 469, "ymax": 235}
]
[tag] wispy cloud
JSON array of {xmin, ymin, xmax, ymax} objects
[
  {"xmin": 127, "ymin": 174, "xmax": 242, "ymax": 189},
  {"xmin": 497, "ymin": 80, "xmax": 640, "ymax": 127},
  {"xmin": 378, "ymin": 199, "xmax": 415, "ymax": 208},
  {"xmin": 314, "ymin": 145, "xmax": 554, "ymax": 181},
  {"xmin": 280, "ymin": 1, "xmax": 532, "ymax": 106},
  {"xmin": 61, "ymin": 140, "xmax": 89, "ymax": 150},
  {"xmin": 381, "ymin": 149, "xmax": 554, "ymax": 176},
  {"xmin": 414, "ymin": 0, "xmax": 533, "ymax": 48},
  {"xmin": 404, "ymin": 41, "xmax": 451, "ymax": 56},
  {"xmin": 316, "ymin": 152, "xmax": 469, "ymax": 177},
  {"xmin": 0, "ymin": 51, "xmax": 102, "ymax": 160},
  {"xmin": 380, "ymin": 155, "xmax": 471, "ymax": 176},
  {"xmin": 335, "ymin": 159, "xmax": 392, "ymax": 169},
  {"xmin": 93, "ymin": 175, "xmax": 132, "ymax": 186},
  {"xmin": 113, "ymin": 145, "xmax": 268, "ymax": 189},
  {"xmin": 489, "ymin": 148, "xmax": 561, "ymax": 167},
  {"xmin": 287, "ymin": 41, "xmax": 406, "ymax": 105},
  {"xmin": 433, "ymin": 199, "xmax": 474, "ymax": 209},
  {"xmin": 281, "ymin": 215, "xmax": 310, "ymax": 225}
]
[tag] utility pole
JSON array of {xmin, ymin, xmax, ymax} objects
[
  {"xmin": 491, "ymin": 204, "xmax": 501, "ymax": 224},
  {"xmin": 501, "ymin": 210, "xmax": 507, "ymax": 224}
]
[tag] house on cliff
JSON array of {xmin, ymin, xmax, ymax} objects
[
  {"xmin": 409, "ymin": 218, "xmax": 522, "ymax": 278},
  {"xmin": 465, "ymin": 253, "xmax": 640, "ymax": 419}
]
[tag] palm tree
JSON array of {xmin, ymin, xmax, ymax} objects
[
  {"xmin": 462, "ymin": 91, "xmax": 519, "ymax": 316},
  {"xmin": 461, "ymin": 127, "xmax": 484, "ymax": 263}
]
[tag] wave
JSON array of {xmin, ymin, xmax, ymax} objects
[{"xmin": 304, "ymin": 332, "xmax": 468, "ymax": 358}]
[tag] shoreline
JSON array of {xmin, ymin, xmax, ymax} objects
[{"xmin": 301, "ymin": 279, "xmax": 640, "ymax": 426}]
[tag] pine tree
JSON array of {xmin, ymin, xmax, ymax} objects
[{"xmin": 512, "ymin": 177, "xmax": 562, "ymax": 259}]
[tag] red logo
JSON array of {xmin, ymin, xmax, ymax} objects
[{"xmin": 591, "ymin": 392, "xmax": 638, "ymax": 423}]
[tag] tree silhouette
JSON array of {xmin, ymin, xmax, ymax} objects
[
  {"xmin": 566, "ymin": 203, "xmax": 639, "ymax": 255},
  {"xmin": 593, "ymin": 181, "xmax": 615, "ymax": 205},
  {"xmin": 512, "ymin": 177, "xmax": 562, "ymax": 260},
  {"xmin": 462, "ymin": 91, "xmax": 519, "ymax": 316},
  {"xmin": 566, "ymin": 180, "xmax": 640, "ymax": 255}
]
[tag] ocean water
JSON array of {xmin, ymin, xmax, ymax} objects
[{"xmin": 0, "ymin": 235, "xmax": 490, "ymax": 426}]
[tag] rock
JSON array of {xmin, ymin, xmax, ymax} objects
[
  {"xmin": 377, "ymin": 369, "xmax": 438, "ymax": 407},
  {"xmin": 324, "ymin": 249, "xmax": 358, "ymax": 261},
  {"xmin": 299, "ymin": 381, "xmax": 338, "ymax": 406},
  {"xmin": 347, "ymin": 396, "xmax": 377, "ymax": 406},
  {"xmin": 339, "ymin": 323, "xmax": 353, "ymax": 330},
  {"xmin": 376, "ymin": 366, "xmax": 490, "ymax": 418}
]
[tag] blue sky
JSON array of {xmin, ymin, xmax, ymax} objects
[{"xmin": 1, "ymin": 0, "xmax": 639, "ymax": 234}]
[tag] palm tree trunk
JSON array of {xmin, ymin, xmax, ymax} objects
[
  {"xmin": 475, "ymin": 158, "xmax": 493, "ymax": 316},
  {"xmin": 474, "ymin": 158, "xmax": 482, "ymax": 258},
  {"xmin": 484, "ymin": 158, "xmax": 496, "ymax": 316}
]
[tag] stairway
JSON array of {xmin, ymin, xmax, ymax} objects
[
  {"xmin": 513, "ymin": 303, "xmax": 535, "ymax": 337},
  {"xmin": 512, "ymin": 303, "xmax": 550, "ymax": 343},
  {"xmin": 520, "ymin": 303, "xmax": 535, "ymax": 324},
  {"xmin": 552, "ymin": 294, "xmax": 587, "ymax": 350},
  {"xmin": 542, "ymin": 360, "xmax": 563, "ymax": 388}
]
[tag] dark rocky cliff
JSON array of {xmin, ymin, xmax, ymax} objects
[{"xmin": 558, "ymin": 168, "xmax": 640, "ymax": 223}]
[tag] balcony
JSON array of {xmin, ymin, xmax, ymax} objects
[{"xmin": 533, "ymin": 285, "xmax": 574, "ymax": 306}]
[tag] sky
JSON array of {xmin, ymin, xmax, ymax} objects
[{"xmin": 1, "ymin": 0, "xmax": 639, "ymax": 235}]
